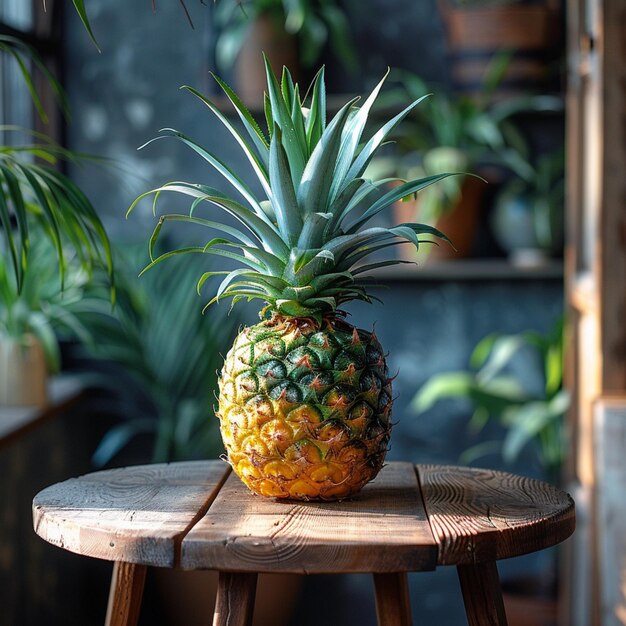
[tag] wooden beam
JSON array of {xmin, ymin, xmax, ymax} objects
[
  {"xmin": 594, "ymin": 397, "xmax": 626, "ymax": 625},
  {"xmin": 600, "ymin": 1, "xmax": 626, "ymax": 391}
]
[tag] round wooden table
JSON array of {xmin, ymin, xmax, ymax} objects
[{"xmin": 32, "ymin": 461, "xmax": 575, "ymax": 626}]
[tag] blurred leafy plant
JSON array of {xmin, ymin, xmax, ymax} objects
[
  {"xmin": 214, "ymin": 0, "xmax": 356, "ymax": 73},
  {"xmin": 0, "ymin": 35, "xmax": 69, "ymax": 123},
  {"xmin": 0, "ymin": 234, "xmax": 104, "ymax": 371},
  {"xmin": 0, "ymin": 127, "xmax": 113, "ymax": 295},
  {"xmin": 413, "ymin": 318, "xmax": 568, "ymax": 482},
  {"xmin": 84, "ymin": 247, "xmax": 239, "ymax": 465},
  {"xmin": 374, "ymin": 58, "xmax": 562, "ymax": 222},
  {"xmin": 0, "ymin": 35, "xmax": 112, "ymax": 290}
]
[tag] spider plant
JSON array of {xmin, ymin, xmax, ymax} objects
[{"xmin": 0, "ymin": 37, "xmax": 113, "ymax": 299}]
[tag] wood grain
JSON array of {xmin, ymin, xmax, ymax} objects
[
  {"xmin": 33, "ymin": 461, "xmax": 230, "ymax": 567},
  {"xmin": 105, "ymin": 561, "xmax": 147, "ymax": 626},
  {"xmin": 212, "ymin": 572, "xmax": 258, "ymax": 626},
  {"xmin": 373, "ymin": 572, "xmax": 412, "ymax": 626},
  {"xmin": 181, "ymin": 462, "xmax": 438, "ymax": 573},
  {"xmin": 457, "ymin": 561, "xmax": 508, "ymax": 626},
  {"xmin": 417, "ymin": 465, "xmax": 575, "ymax": 565}
]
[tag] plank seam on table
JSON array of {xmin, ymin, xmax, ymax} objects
[
  {"xmin": 31, "ymin": 460, "xmax": 234, "ymax": 568},
  {"xmin": 172, "ymin": 465, "xmax": 232, "ymax": 568},
  {"xmin": 180, "ymin": 461, "xmax": 440, "ymax": 573},
  {"xmin": 412, "ymin": 463, "xmax": 438, "ymax": 560},
  {"xmin": 414, "ymin": 463, "xmax": 446, "ymax": 565},
  {"xmin": 416, "ymin": 464, "xmax": 577, "ymax": 565}
]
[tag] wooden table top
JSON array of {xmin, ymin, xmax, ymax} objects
[{"xmin": 32, "ymin": 461, "xmax": 575, "ymax": 574}]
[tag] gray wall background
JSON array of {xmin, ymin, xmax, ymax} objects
[{"xmin": 63, "ymin": 3, "xmax": 564, "ymax": 625}]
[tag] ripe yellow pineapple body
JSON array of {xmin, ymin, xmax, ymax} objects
[{"xmin": 218, "ymin": 315, "xmax": 392, "ymax": 500}]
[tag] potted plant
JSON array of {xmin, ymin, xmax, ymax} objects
[
  {"xmin": 491, "ymin": 147, "xmax": 565, "ymax": 266},
  {"xmin": 0, "ymin": 38, "xmax": 113, "ymax": 407},
  {"xmin": 374, "ymin": 64, "xmax": 563, "ymax": 262},
  {"xmin": 213, "ymin": 0, "xmax": 356, "ymax": 105},
  {"xmin": 376, "ymin": 65, "xmax": 544, "ymax": 260},
  {"xmin": 0, "ymin": 236, "xmax": 108, "ymax": 407}
]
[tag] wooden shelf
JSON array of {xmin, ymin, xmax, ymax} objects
[
  {"xmin": 0, "ymin": 376, "xmax": 83, "ymax": 448},
  {"xmin": 364, "ymin": 259, "xmax": 564, "ymax": 282}
]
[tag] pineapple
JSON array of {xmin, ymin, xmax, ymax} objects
[{"xmin": 130, "ymin": 58, "xmax": 455, "ymax": 500}]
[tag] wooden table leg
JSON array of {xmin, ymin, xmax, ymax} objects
[
  {"xmin": 212, "ymin": 571, "xmax": 258, "ymax": 626},
  {"xmin": 373, "ymin": 572, "xmax": 412, "ymax": 626},
  {"xmin": 105, "ymin": 562, "xmax": 147, "ymax": 626},
  {"xmin": 457, "ymin": 561, "xmax": 508, "ymax": 626}
]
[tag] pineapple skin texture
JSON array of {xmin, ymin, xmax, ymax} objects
[{"xmin": 217, "ymin": 315, "xmax": 393, "ymax": 500}]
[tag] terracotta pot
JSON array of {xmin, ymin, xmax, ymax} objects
[
  {"xmin": 0, "ymin": 334, "xmax": 48, "ymax": 407},
  {"xmin": 393, "ymin": 175, "xmax": 485, "ymax": 262},
  {"xmin": 438, "ymin": 0, "xmax": 560, "ymax": 96},
  {"xmin": 234, "ymin": 14, "xmax": 300, "ymax": 108}
]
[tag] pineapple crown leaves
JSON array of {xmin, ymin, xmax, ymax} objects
[{"xmin": 129, "ymin": 56, "xmax": 464, "ymax": 321}]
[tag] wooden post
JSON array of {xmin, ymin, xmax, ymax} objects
[
  {"xmin": 564, "ymin": 0, "xmax": 626, "ymax": 623},
  {"xmin": 594, "ymin": 397, "xmax": 626, "ymax": 624},
  {"xmin": 105, "ymin": 561, "xmax": 147, "ymax": 626},
  {"xmin": 212, "ymin": 572, "xmax": 258, "ymax": 626},
  {"xmin": 373, "ymin": 572, "xmax": 412, "ymax": 626},
  {"xmin": 457, "ymin": 561, "xmax": 508, "ymax": 626}
]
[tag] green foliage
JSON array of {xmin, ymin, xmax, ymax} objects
[
  {"xmin": 55, "ymin": 0, "xmax": 355, "ymax": 69},
  {"xmin": 85, "ymin": 247, "xmax": 239, "ymax": 465},
  {"xmin": 413, "ymin": 318, "xmax": 569, "ymax": 481},
  {"xmin": 130, "ymin": 59, "xmax": 460, "ymax": 320},
  {"xmin": 0, "ymin": 38, "xmax": 113, "ymax": 351},
  {"xmin": 373, "ymin": 61, "xmax": 562, "ymax": 221},
  {"xmin": 214, "ymin": 0, "xmax": 356, "ymax": 73},
  {"xmin": 0, "ymin": 36, "xmax": 112, "ymax": 295},
  {"xmin": 0, "ymin": 128, "xmax": 114, "ymax": 297},
  {"xmin": 0, "ymin": 234, "xmax": 105, "ymax": 372},
  {"xmin": 0, "ymin": 35, "xmax": 69, "ymax": 123}
]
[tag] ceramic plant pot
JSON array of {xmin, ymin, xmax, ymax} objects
[
  {"xmin": 491, "ymin": 192, "xmax": 563, "ymax": 267},
  {"xmin": 0, "ymin": 334, "xmax": 48, "ymax": 407}
]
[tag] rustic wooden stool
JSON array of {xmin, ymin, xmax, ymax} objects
[{"xmin": 32, "ymin": 461, "xmax": 574, "ymax": 626}]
